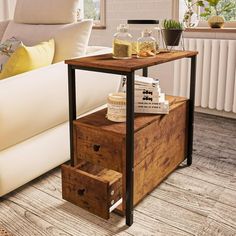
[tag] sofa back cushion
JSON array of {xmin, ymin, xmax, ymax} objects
[
  {"xmin": 2, "ymin": 20, "xmax": 93, "ymax": 62},
  {"xmin": 14, "ymin": 0, "xmax": 79, "ymax": 24},
  {"xmin": 0, "ymin": 20, "xmax": 10, "ymax": 42},
  {"xmin": 2, "ymin": 21, "xmax": 63, "ymax": 46},
  {"xmin": 53, "ymin": 20, "xmax": 93, "ymax": 62}
]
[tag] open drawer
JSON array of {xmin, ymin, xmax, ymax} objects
[{"xmin": 61, "ymin": 161, "xmax": 122, "ymax": 219}]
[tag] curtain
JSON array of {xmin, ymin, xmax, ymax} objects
[{"xmin": 0, "ymin": 0, "xmax": 16, "ymax": 21}]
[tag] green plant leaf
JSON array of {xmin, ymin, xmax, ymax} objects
[
  {"xmin": 206, "ymin": 0, "xmax": 220, "ymax": 7},
  {"xmin": 161, "ymin": 19, "xmax": 183, "ymax": 30},
  {"xmin": 200, "ymin": 12, "xmax": 210, "ymax": 17},
  {"xmin": 196, "ymin": 1, "xmax": 204, "ymax": 7},
  {"xmin": 204, "ymin": 7, "xmax": 211, "ymax": 12}
]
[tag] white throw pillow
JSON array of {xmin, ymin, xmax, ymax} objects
[
  {"xmin": 53, "ymin": 20, "xmax": 93, "ymax": 63},
  {"xmin": 2, "ymin": 21, "xmax": 65, "ymax": 46},
  {"xmin": 14, "ymin": 0, "xmax": 79, "ymax": 24}
]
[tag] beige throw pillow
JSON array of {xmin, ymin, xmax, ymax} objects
[
  {"xmin": 14, "ymin": 0, "xmax": 79, "ymax": 24},
  {"xmin": 53, "ymin": 20, "xmax": 93, "ymax": 63}
]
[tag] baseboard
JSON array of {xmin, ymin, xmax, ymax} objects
[{"xmin": 195, "ymin": 107, "xmax": 236, "ymax": 119}]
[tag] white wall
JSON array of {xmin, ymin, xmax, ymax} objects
[{"xmin": 89, "ymin": 0, "xmax": 176, "ymax": 94}]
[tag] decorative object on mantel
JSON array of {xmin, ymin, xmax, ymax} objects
[
  {"xmin": 112, "ymin": 24, "xmax": 133, "ymax": 59},
  {"xmin": 161, "ymin": 19, "xmax": 184, "ymax": 51},
  {"xmin": 200, "ymin": 0, "xmax": 235, "ymax": 28},
  {"xmin": 183, "ymin": 0, "xmax": 204, "ymax": 28}
]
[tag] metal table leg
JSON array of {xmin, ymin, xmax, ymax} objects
[
  {"xmin": 187, "ymin": 55, "xmax": 197, "ymax": 166},
  {"xmin": 125, "ymin": 71, "xmax": 135, "ymax": 226},
  {"xmin": 68, "ymin": 65, "xmax": 76, "ymax": 167},
  {"xmin": 143, "ymin": 67, "xmax": 148, "ymax": 77}
]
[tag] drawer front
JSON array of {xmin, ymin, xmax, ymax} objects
[
  {"xmin": 62, "ymin": 163, "xmax": 122, "ymax": 219},
  {"xmin": 74, "ymin": 125, "xmax": 124, "ymax": 172}
]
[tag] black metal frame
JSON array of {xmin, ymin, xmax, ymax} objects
[{"xmin": 67, "ymin": 55, "xmax": 197, "ymax": 227}]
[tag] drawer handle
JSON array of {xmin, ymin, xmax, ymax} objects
[
  {"xmin": 77, "ymin": 188, "xmax": 85, "ymax": 196},
  {"xmin": 93, "ymin": 144, "xmax": 101, "ymax": 152}
]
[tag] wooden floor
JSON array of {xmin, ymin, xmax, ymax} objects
[{"xmin": 0, "ymin": 112, "xmax": 236, "ymax": 236}]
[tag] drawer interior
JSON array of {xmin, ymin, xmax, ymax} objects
[{"xmin": 62, "ymin": 160, "xmax": 122, "ymax": 219}]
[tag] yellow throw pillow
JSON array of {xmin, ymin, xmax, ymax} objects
[{"xmin": 0, "ymin": 39, "xmax": 55, "ymax": 80}]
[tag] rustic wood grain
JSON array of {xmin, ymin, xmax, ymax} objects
[
  {"xmin": 74, "ymin": 96, "xmax": 187, "ymax": 169},
  {"xmin": 0, "ymin": 227, "xmax": 13, "ymax": 236},
  {"xmin": 74, "ymin": 125, "xmax": 124, "ymax": 172},
  {"xmin": 207, "ymin": 188, "xmax": 236, "ymax": 229},
  {"xmin": 73, "ymin": 96, "xmax": 188, "ymax": 216},
  {"xmin": 30, "ymin": 172, "xmax": 193, "ymax": 235},
  {"xmin": 176, "ymin": 163, "xmax": 233, "ymax": 189},
  {"xmin": 197, "ymin": 218, "xmax": 236, "ymax": 236},
  {"xmin": 150, "ymin": 175, "xmax": 223, "ymax": 217},
  {"xmin": 65, "ymin": 51, "xmax": 198, "ymax": 72},
  {"xmin": 0, "ymin": 112, "xmax": 235, "ymax": 235},
  {"xmin": 136, "ymin": 195, "xmax": 207, "ymax": 235},
  {"xmin": 62, "ymin": 162, "xmax": 122, "ymax": 220}
]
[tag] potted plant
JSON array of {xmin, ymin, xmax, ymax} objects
[
  {"xmin": 200, "ymin": 0, "xmax": 235, "ymax": 28},
  {"xmin": 162, "ymin": 19, "xmax": 184, "ymax": 47}
]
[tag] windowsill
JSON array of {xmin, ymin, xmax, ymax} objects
[{"xmin": 185, "ymin": 27, "xmax": 236, "ymax": 33}]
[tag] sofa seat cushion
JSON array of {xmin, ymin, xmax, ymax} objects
[{"xmin": 0, "ymin": 39, "xmax": 55, "ymax": 80}]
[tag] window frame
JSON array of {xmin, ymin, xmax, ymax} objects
[
  {"xmin": 176, "ymin": 0, "xmax": 236, "ymax": 28},
  {"xmin": 80, "ymin": 0, "xmax": 106, "ymax": 29}
]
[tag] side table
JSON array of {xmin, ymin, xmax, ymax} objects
[{"xmin": 65, "ymin": 51, "xmax": 198, "ymax": 226}]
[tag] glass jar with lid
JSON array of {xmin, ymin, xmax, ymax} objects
[
  {"xmin": 137, "ymin": 29, "xmax": 156, "ymax": 58},
  {"xmin": 113, "ymin": 24, "xmax": 132, "ymax": 59}
]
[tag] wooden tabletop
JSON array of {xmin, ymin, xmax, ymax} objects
[{"xmin": 65, "ymin": 51, "xmax": 198, "ymax": 73}]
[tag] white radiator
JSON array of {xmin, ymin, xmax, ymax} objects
[{"xmin": 174, "ymin": 38, "xmax": 236, "ymax": 113}]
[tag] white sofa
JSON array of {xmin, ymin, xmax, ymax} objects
[{"xmin": 0, "ymin": 0, "xmax": 121, "ymax": 196}]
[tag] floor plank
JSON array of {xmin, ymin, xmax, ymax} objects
[
  {"xmin": 136, "ymin": 195, "xmax": 206, "ymax": 235},
  {"xmin": 197, "ymin": 218, "xmax": 236, "ymax": 236},
  {"xmin": 150, "ymin": 174, "xmax": 221, "ymax": 217}
]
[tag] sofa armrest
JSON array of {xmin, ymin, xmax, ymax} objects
[
  {"xmin": 0, "ymin": 61, "xmax": 121, "ymax": 151},
  {"xmin": 0, "ymin": 20, "xmax": 10, "ymax": 41}
]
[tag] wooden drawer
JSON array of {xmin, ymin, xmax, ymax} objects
[
  {"xmin": 61, "ymin": 160, "xmax": 122, "ymax": 219},
  {"xmin": 73, "ymin": 122, "xmax": 124, "ymax": 173}
]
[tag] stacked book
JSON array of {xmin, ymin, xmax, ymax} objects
[{"xmin": 120, "ymin": 75, "xmax": 169, "ymax": 114}]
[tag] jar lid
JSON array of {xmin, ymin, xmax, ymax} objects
[
  {"xmin": 142, "ymin": 29, "xmax": 152, "ymax": 37},
  {"xmin": 117, "ymin": 24, "xmax": 129, "ymax": 33}
]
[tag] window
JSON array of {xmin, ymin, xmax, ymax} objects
[
  {"xmin": 199, "ymin": 0, "xmax": 236, "ymax": 21},
  {"xmin": 179, "ymin": 0, "xmax": 236, "ymax": 27},
  {"xmin": 78, "ymin": 0, "xmax": 106, "ymax": 28}
]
